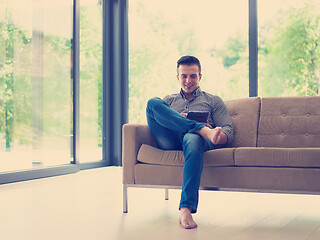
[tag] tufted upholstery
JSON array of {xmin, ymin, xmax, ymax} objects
[
  {"xmin": 258, "ymin": 96, "xmax": 320, "ymax": 148},
  {"xmin": 225, "ymin": 97, "xmax": 260, "ymax": 147}
]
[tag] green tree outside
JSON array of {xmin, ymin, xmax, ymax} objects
[{"xmin": 259, "ymin": 0, "xmax": 320, "ymax": 96}]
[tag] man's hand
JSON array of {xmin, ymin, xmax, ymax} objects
[{"xmin": 201, "ymin": 121, "xmax": 212, "ymax": 129}]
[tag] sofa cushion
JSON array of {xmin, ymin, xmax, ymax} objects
[
  {"xmin": 225, "ymin": 97, "xmax": 260, "ymax": 148},
  {"xmin": 135, "ymin": 164, "xmax": 320, "ymax": 192},
  {"xmin": 137, "ymin": 144, "xmax": 235, "ymax": 167},
  {"xmin": 258, "ymin": 96, "xmax": 320, "ymax": 148},
  {"xmin": 235, "ymin": 147, "xmax": 320, "ymax": 168}
]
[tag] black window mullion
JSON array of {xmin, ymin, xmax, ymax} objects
[
  {"xmin": 249, "ymin": 0, "xmax": 258, "ymax": 97},
  {"xmin": 72, "ymin": 0, "xmax": 80, "ymax": 165},
  {"xmin": 103, "ymin": 0, "xmax": 112, "ymax": 166},
  {"xmin": 102, "ymin": 0, "xmax": 128, "ymax": 166}
]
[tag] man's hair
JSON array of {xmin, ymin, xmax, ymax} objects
[{"xmin": 177, "ymin": 55, "xmax": 201, "ymax": 75}]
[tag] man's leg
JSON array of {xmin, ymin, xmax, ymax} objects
[
  {"xmin": 146, "ymin": 97, "xmax": 220, "ymax": 228},
  {"xmin": 146, "ymin": 97, "xmax": 204, "ymax": 150},
  {"xmin": 179, "ymin": 133, "xmax": 214, "ymax": 229},
  {"xmin": 147, "ymin": 97, "xmax": 222, "ymax": 148}
]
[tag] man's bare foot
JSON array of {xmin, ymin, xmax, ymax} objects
[
  {"xmin": 197, "ymin": 126, "xmax": 222, "ymax": 145},
  {"xmin": 179, "ymin": 208, "xmax": 198, "ymax": 229}
]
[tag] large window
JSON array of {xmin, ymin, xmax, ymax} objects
[
  {"xmin": 128, "ymin": 0, "xmax": 248, "ymax": 124},
  {"xmin": 129, "ymin": 0, "xmax": 320, "ymax": 125},
  {"xmin": 1, "ymin": 0, "xmax": 319, "ymax": 180},
  {"xmin": 0, "ymin": 0, "xmax": 73, "ymax": 172},
  {"xmin": 258, "ymin": 0, "xmax": 320, "ymax": 96},
  {"xmin": 0, "ymin": 0, "xmax": 125, "ymax": 179}
]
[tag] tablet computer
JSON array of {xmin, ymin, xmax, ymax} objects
[{"xmin": 186, "ymin": 111, "xmax": 209, "ymax": 122}]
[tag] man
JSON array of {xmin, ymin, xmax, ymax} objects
[{"xmin": 146, "ymin": 56, "xmax": 234, "ymax": 229}]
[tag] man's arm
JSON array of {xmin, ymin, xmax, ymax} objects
[{"xmin": 211, "ymin": 96, "xmax": 234, "ymax": 145}]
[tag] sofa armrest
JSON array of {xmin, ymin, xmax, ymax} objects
[{"xmin": 122, "ymin": 123, "xmax": 157, "ymax": 184}]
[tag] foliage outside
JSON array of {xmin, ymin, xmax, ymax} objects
[
  {"xmin": 259, "ymin": 0, "xmax": 320, "ymax": 96},
  {"xmin": 128, "ymin": 0, "xmax": 319, "ymax": 125},
  {"xmin": 0, "ymin": 2, "xmax": 72, "ymax": 158}
]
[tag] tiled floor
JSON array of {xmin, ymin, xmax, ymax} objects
[{"xmin": 1, "ymin": 167, "xmax": 320, "ymax": 240}]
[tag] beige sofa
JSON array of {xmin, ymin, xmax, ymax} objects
[{"xmin": 122, "ymin": 96, "xmax": 320, "ymax": 213}]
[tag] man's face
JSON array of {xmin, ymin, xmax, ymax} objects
[{"xmin": 177, "ymin": 64, "xmax": 202, "ymax": 95}]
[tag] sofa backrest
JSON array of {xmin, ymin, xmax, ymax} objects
[
  {"xmin": 225, "ymin": 97, "xmax": 261, "ymax": 147},
  {"xmin": 257, "ymin": 96, "xmax": 320, "ymax": 148}
]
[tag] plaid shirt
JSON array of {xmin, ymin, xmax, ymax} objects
[{"xmin": 163, "ymin": 88, "xmax": 234, "ymax": 145}]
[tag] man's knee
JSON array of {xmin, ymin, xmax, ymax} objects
[
  {"xmin": 147, "ymin": 97, "xmax": 163, "ymax": 109},
  {"xmin": 183, "ymin": 133, "xmax": 204, "ymax": 147}
]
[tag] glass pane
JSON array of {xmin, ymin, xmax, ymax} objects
[
  {"xmin": 258, "ymin": 0, "xmax": 320, "ymax": 96},
  {"xmin": 0, "ymin": 0, "xmax": 73, "ymax": 172},
  {"xmin": 79, "ymin": 0, "xmax": 102, "ymax": 162},
  {"xmin": 129, "ymin": 0, "xmax": 248, "ymax": 124}
]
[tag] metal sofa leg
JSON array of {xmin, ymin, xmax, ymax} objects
[
  {"xmin": 165, "ymin": 188, "xmax": 169, "ymax": 200},
  {"xmin": 123, "ymin": 184, "xmax": 128, "ymax": 213}
]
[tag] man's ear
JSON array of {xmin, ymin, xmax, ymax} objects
[
  {"xmin": 177, "ymin": 74, "xmax": 180, "ymax": 81},
  {"xmin": 199, "ymin": 74, "xmax": 202, "ymax": 80}
]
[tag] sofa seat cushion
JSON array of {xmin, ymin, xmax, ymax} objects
[
  {"xmin": 137, "ymin": 144, "xmax": 235, "ymax": 167},
  {"xmin": 235, "ymin": 147, "xmax": 320, "ymax": 168}
]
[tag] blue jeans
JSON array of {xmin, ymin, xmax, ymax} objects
[{"xmin": 146, "ymin": 97, "xmax": 214, "ymax": 213}]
